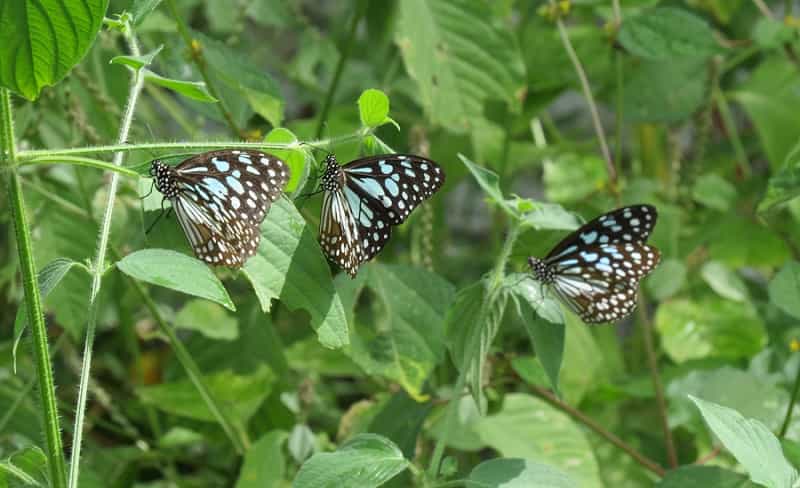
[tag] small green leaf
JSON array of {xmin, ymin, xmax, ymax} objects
[
  {"xmin": 357, "ymin": 88, "xmax": 399, "ymax": 130},
  {"xmin": 445, "ymin": 281, "xmax": 488, "ymax": 409},
  {"xmin": 159, "ymin": 427, "xmax": 204, "ymax": 448},
  {"xmin": 460, "ymin": 154, "xmax": 516, "ymax": 216},
  {"xmin": 264, "ymin": 128, "xmax": 309, "ymax": 194},
  {"xmin": 117, "ymin": 249, "xmax": 235, "ymax": 311},
  {"xmin": 236, "ymin": 430, "xmax": 288, "ymax": 488},
  {"xmin": 137, "ymin": 366, "xmax": 274, "ymax": 423},
  {"xmin": 645, "ymin": 258, "xmax": 686, "ymax": 301},
  {"xmin": 759, "ymin": 143, "xmax": 800, "ymax": 213},
  {"xmin": 692, "ymin": 174, "xmax": 737, "ymax": 211},
  {"xmin": 0, "ymin": 446, "xmax": 48, "ymax": 486},
  {"xmin": 110, "ymin": 45, "xmax": 163, "ymax": 71},
  {"xmin": 293, "ymin": 434, "xmax": 409, "ymax": 488},
  {"xmin": 701, "ymin": 261, "xmax": 748, "ymax": 302},
  {"xmin": 288, "ymin": 424, "xmax": 316, "ymax": 463},
  {"xmin": 691, "ymin": 396, "xmax": 799, "ymax": 488},
  {"xmin": 144, "ymin": 70, "xmax": 217, "ymax": 102},
  {"xmin": 515, "ymin": 201, "xmax": 581, "ymax": 231},
  {"xmin": 174, "ymin": 299, "xmax": 238, "ymax": 340},
  {"xmin": 768, "ymin": 261, "xmax": 800, "ymax": 319},
  {"xmin": 130, "ymin": 0, "xmax": 163, "ymax": 25},
  {"xmin": 618, "ymin": 7, "xmax": 718, "ymax": 60},
  {"xmin": 466, "ymin": 458, "xmax": 578, "ymax": 488},
  {"xmin": 0, "ymin": 0, "xmax": 109, "ymax": 99},
  {"xmin": 242, "ymin": 198, "xmax": 348, "ymax": 348}
]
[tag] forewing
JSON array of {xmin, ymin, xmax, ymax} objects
[
  {"xmin": 319, "ymin": 189, "xmax": 364, "ymax": 277},
  {"xmin": 343, "ymin": 154, "xmax": 445, "ymax": 225},
  {"xmin": 546, "ymin": 204, "xmax": 658, "ymax": 262}
]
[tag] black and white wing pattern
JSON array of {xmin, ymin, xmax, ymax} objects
[
  {"xmin": 318, "ymin": 153, "xmax": 445, "ymax": 277},
  {"xmin": 149, "ymin": 149, "xmax": 290, "ymax": 268},
  {"xmin": 528, "ymin": 204, "xmax": 660, "ymax": 324}
]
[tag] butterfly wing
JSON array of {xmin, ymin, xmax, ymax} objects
[
  {"xmin": 343, "ymin": 154, "xmax": 445, "ymax": 226},
  {"xmin": 551, "ymin": 243, "xmax": 661, "ymax": 323},
  {"xmin": 341, "ymin": 184, "xmax": 392, "ymax": 262},
  {"xmin": 319, "ymin": 189, "xmax": 364, "ymax": 277},
  {"xmin": 545, "ymin": 204, "xmax": 658, "ymax": 262}
]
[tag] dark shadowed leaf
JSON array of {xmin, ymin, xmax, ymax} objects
[{"xmin": 466, "ymin": 458, "xmax": 577, "ymax": 488}]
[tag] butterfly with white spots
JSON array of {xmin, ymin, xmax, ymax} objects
[
  {"xmin": 528, "ymin": 204, "xmax": 661, "ymax": 324},
  {"xmin": 317, "ymin": 153, "xmax": 445, "ymax": 277},
  {"xmin": 149, "ymin": 149, "xmax": 290, "ymax": 268}
]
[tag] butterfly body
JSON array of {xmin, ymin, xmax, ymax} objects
[
  {"xmin": 528, "ymin": 205, "xmax": 660, "ymax": 324},
  {"xmin": 318, "ymin": 153, "xmax": 445, "ymax": 277},
  {"xmin": 149, "ymin": 149, "xmax": 289, "ymax": 268}
]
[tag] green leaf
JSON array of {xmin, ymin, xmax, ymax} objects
[
  {"xmin": 117, "ymin": 249, "xmax": 236, "ymax": 311},
  {"xmin": 543, "ymin": 154, "xmax": 608, "ymax": 203},
  {"xmin": 130, "ymin": 0, "xmax": 163, "ymax": 25},
  {"xmin": 618, "ymin": 7, "xmax": 717, "ymax": 61},
  {"xmin": 159, "ymin": 427, "xmax": 204, "ymax": 448},
  {"xmin": 460, "ymin": 154, "xmax": 516, "ymax": 216},
  {"xmin": 235, "ymin": 430, "xmax": 287, "ymax": 488},
  {"xmin": 427, "ymin": 395, "xmax": 486, "ymax": 452},
  {"xmin": 517, "ymin": 203, "xmax": 581, "ymax": 232},
  {"xmin": 656, "ymin": 466, "xmax": 757, "ymax": 488},
  {"xmin": 174, "ymin": 299, "xmax": 238, "ymax": 340},
  {"xmin": 769, "ymin": 261, "xmax": 800, "ymax": 319},
  {"xmin": 656, "ymin": 298, "xmax": 766, "ymax": 363},
  {"xmin": 137, "ymin": 366, "xmax": 275, "ymax": 423},
  {"xmin": 558, "ymin": 312, "xmax": 607, "ymax": 405},
  {"xmin": 264, "ymin": 128, "xmax": 309, "ymax": 194},
  {"xmin": 0, "ymin": 446, "xmax": 48, "ymax": 486},
  {"xmin": 624, "ymin": 58, "xmax": 707, "ymax": 123},
  {"xmin": 645, "ymin": 258, "xmax": 686, "ymax": 301},
  {"xmin": 691, "ymin": 396, "xmax": 799, "ymax": 488},
  {"xmin": 109, "ymin": 45, "xmax": 162, "ymax": 71},
  {"xmin": 395, "ymin": 0, "xmax": 525, "ymax": 132},
  {"xmin": 691, "ymin": 174, "xmax": 737, "ymax": 212},
  {"xmin": 0, "ymin": 0, "xmax": 109, "ymax": 99},
  {"xmin": 759, "ymin": 144, "xmax": 800, "ymax": 213},
  {"xmin": 13, "ymin": 258, "xmax": 80, "ymax": 371},
  {"xmin": 242, "ymin": 198, "xmax": 348, "ymax": 348},
  {"xmin": 357, "ymin": 88, "xmax": 398, "ymax": 130},
  {"xmin": 707, "ymin": 215, "xmax": 790, "ymax": 268},
  {"xmin": 288, "ymin": 424, "xmax": 316, "ymax": 463},
  {"xmin": 753, "ymin": 18, "xmax": 796, "ymax": 50},
  {"xmin": 196, "ymin": 32, "xmax": 284, "ymax": 126},
  {"xmin": 293, "ymin": 434, "xmax": 409, "ymax": 488},
  {"xmin": 466, "ymin": 458, "xmax": 578, "ymax": 488},
  {"xmin": 144, "ymin": 70, "xmax": 217, "ymax": 102},
  {"xmin": 367, "ymin": 391, "xmax": 432, "ymax": 459},
  {"xmin": 701, "ymin": 261, "xmax": 748, "ymax": 302},
  {"xmin": 344, "ymin": 264, "xmax": 455, "ymax": 400},
  {"xmin": 475, "ymin": 394, "xmax": 602, "ymax": 488}
]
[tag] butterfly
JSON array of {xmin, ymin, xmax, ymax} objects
[
  {"xmin": 316, "ymin": 153, "xmax": 445, "ymax": 277},
  {"xmin": 148, "ymin": 149, "xmax": 290, "ymax": 268},
  {"xmin": 527, "ymin": 204, "xmax": 661, "ymax": 324}
]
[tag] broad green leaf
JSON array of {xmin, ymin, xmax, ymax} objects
[
  {"xmin": 460, "ymin": 154, "xmax": 515, "ymax": 216},
  {"xmin": 475, "ymin": 394, "xmax": 602, "ymax": 488},
  {"xmin": 692, "ymin": 174, "xmax": 737, "ymax": 212},
  {"xmin": 656, "ymin": 465, "xmax": 757, "ymax": 488},
  {"xmin": 543, "ymin": 154, "xmax": 608, "ymax": 203},
  {"xmin": 691, "ymin": 396, "xmax": 799, "ymax": 488},
  {"xmin": 701, "ymin": 261, "xmax": 749, "ymax": 302},
  {"xmin": 196, "ymin": 32, "xmax": 284, "ymax": 127},
  {"xmin": 466, "ymin": 458, "xmax": 578, "ymax": 488},
  {"xmin": 706, "ymin": 215, "xmax": 789, "ymax": 267},
  {"xmin": 759, "ymin": 143, "xmax": 800, "ymax": 213},
  {"xmin": 117, "ymin": 249, "xmax": 235, "ymax": 311},
  {"xmin": 558, "ymin": 312, "xmax": 606, "ymax": 405},
  {"xmin": 137, "ymin": 366, "xmax": 274, "ymax": 423},
  {"xmin": 645, "ymin": 258, "xmax": 686, "ymax": 301},
  {"xmin": 668, "ymin": 367, "xmax": 788, "ymax": 433},
  {"xmin": 344, "ymin": 264, "xmax": 455, "ymax": 400},
  {"xmin": 0, "ymin": 446, "xmax": 48, "ymax": 486},
  {"xmin": 656, "ymin": 299, "xmax": 766, "ymax": 362},
  {"xmin": 293, "ymin": 434, "xmax": 409, "ymax": 488},
  {"xmin": 769, "ymin": 262, "xmax": 800, "ymax": 319},
  {"xmin": 242, "ymin": 198, "xmax": 348, "ymax": 348},
  {"xmin": 174, "ymin": 299, "xmax": 238, "ymax": 340},
  {"xmin": 236, "ymin": 430, "xmax": 287, "ymax": 488},
  {"xmin": 144, "ymin": 71, "xmax": 217, "ymax": 102},
  {"xmin": 367, "ymin": 391, "xmax": 432, "ymax": 459},
  {"xmin": 0, "ymin": 0, "xmax": 109, "ymax": 99},
  {"xmin": 358, "ymin": 88, "xmax": 398, "ymax": 130},
  {"xmin": 624, "ymin": 58, "xmax": 707, "ymax": 123},
  {"xmin": 618, "ymin": 7, "xmax": 717, "ymax": 60},
  {"xmin": 395, "ymin": 0, "xmax": 525, "ymax": 132},
  {"xmin": 264, "ymin": 128, "xmax": 309, "ymax": 194},
  {"xmin": 13, "ymin": 258, "xmax": 80, "ymax": 370}
]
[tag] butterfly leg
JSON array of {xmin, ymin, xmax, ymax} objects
[
  {"xmin": 145, "ymin": 198, "xmax": 170, "ymax": 234},
  {"xmin": 141, "ymin": 180, "xmax": 156, "ymax": 199}
]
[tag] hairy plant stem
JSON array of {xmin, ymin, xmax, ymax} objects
[
  {"xmin": 637, "ymin": 299, "xmax": 678, "ymax": 468},
  {"xmin": 427, "ymin": 223, "xmax": 521, "ymax": 480},
  {"xmin": 550, "ymin": 3, "xmax": 618, "ymax": 189},
  {"xmin": 314, "ymin": 0, "xmax": 367, "ymax": 139},
  {"xmin": 19, "ymin": 155, "xmax": 140, "ymax": 176},
  {"xmin": 68, "ymin": 26, "xmax": 145, "ymax": 488},
  {"xmin": 779, "ymin": 357, "xmax": 800, "ymax": 437},
  {"xmin": 2, "ymin": 88, "xmax": 69, "ymax": 488},
  {"xmin": 529, "ymin": 385, "xmax": 666, "ymax": 477}
]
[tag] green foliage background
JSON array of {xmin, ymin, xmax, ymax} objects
[{"xmin": 2, "ymin": 0, "xmax": 800, "ymax": 487}]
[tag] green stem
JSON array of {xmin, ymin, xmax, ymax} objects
[
  {"xmin": 2, "ymin": 88, "xmax": 68, "ymax": 488},
  {"xmin": 613, "ymin": 50, "xmax": 624, "ymax": 172},
  {"xmin": 779, "ymin": 358, "xmax": 800, "ymax": 438},
  {"xmin": 314, "ymin": 0, "xmax": 367, "ymax": 139},
  {"xmin": 18, "ymin": 155, "xmax": 140, "ymax": 177},
  {"xmin": 713, "ymin": 86, "xmax": 752, "ymax": 177},
  {"xmin": 164, "ymin": 0, "xmax": 243, "ymax": 137},
  {"xmin": 130, "ymin": 276, "xmax": 249, "ymax": 452},
  {"xmin": 427, "ymin": 223, "xmax": 520, "ymax": 479},
  {"xmin": 68, "ymin": 25, "xmax": 146, "ymax": 488}
]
